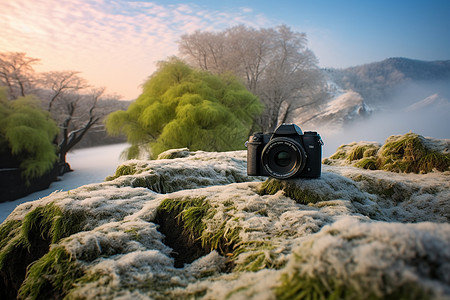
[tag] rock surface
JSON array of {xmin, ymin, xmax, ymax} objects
[{"xmin": 1, "ymin": 146, "xmax": 449, "ymax": 299}]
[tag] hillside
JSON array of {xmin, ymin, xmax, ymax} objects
[
  {"xmin": 1, "ymin": 133, "xmax": 449, "ymax": 299},
  {"xmin": 289, "ymin": 58, "xmax": 450, "ymax": 155},
  {"xmin": 323, "ymin": 57, "xmax": 450, "ymax": 105}
]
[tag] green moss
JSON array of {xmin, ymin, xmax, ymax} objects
[
  {"xmin": 328, "ymin": 144, "xmax": 349, "ymax": 160},
  {"xmin": 23, "ymin": 203, "xmax": 84, "ymax": 245},
  {"xmin": 276, "ymin": 271, "xmax": 346, "ymax": 300},
  {"xmin": 156, "ymin": 148, "xmax": 190, "ymax": 159},
  {"xmin": 275, "ymin": 251, "xmax": 432, "ymax": 300},
  {"xmin": 157, "ymin": 197, "xmax": 212, "ymax": 243},
  {"xmin": 232, "ymin": 241, "xmax": 282, "ymax": 272},
  {"xmin": 0, "ymin": 203, "xmax": 85, "ymax": 268},
  {"xmin": 259, "ymin": 178, "xmax": 323, "ymax": 204},
  {"xmin": 17, "ymin": 246, "xmax": 84, "ymax": 300},
  {"xmin": 156, "ymin": 196, "xmax": 245, "ymax": 265},
  {"xmin": 0, "ymin": 203, "xmax": 86, "ymax": 299},
  {"xmin": 275, "ymin": 270, "xmax": 431, "ymax": 300},
  {"xmin": 326, "ymin": 133, "xmax": 450, "ymax": 174},
  {"xmin": 347, "ymin": 144, "xmax": 380, "ymax": 162},
  {"xmin": 378, "ymin": 133, "xmax": 450, "ymax": 173},
  {"xmin": 203, "ymin": 221, "xmax": 241, "ymax": 253},
  {"xmin": 0, "ymin": 219, "xmax": 22, "ymax": 250},
  {"xmin": 105, "ymin": 163, "xmax": 138, "ymax": 181},
  {"xmin": 354, "ymin": 157, "xmax": 377, "ymax": 170}
]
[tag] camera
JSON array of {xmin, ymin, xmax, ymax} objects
[{"xmin": 246, "ymin": 123, "xmax": 323, "ymax": 179}]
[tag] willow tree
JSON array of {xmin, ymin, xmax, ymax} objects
[
  {"xmin": 0, "ymin": 89, "xmax": 59, "ymax": 181},
  {"xmin": 106, "ymin": 58, "xmax": 262, "ymax": 159}
]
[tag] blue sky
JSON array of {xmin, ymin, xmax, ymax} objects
[
  {"xmin": 1, "ymin": 0, "xmax": 448, "ymax": 99},
  {"xmin": 180, "ymin": 0, "xmax": 450, "ymax": 67}
]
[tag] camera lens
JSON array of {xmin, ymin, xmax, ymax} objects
[
  {"xmin": 274, "ymin": 151, "xmax": 291, "ymax": 167},
  {"xmin": 261, "ymin": 137, "xmax": 306, "ymax": 179}
]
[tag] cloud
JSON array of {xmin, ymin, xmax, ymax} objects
[{"xmin": 0, "ymin": 0, "xmax": 271, "ymax": 99}]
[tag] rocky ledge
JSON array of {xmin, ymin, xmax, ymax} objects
[{"xmin": 1, "ymin": 136, "xmax": 449, "ymax": 299}]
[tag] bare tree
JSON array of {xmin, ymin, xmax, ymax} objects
[
  {"xmin": 179, "ymin": 25, "xmax": 327, "ymax": 131},
  {"xmin": 0, "ymin": 51, "xmax": 120, "ymax": 175},
  {"xmin": 0, "ymin": 52, "xmax": 39, "ymax": 99},
  {"xmin": 38, "ymin": 71, "xmax": 89, "ymax": 111},
  {"xmin": 55, "ymin": 88, "xmax": 106, "ymax": 173}
]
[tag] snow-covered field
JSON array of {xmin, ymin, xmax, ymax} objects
[{"xmin": 1, "ymin": 144, "xmax": 449, "ymax": 299}]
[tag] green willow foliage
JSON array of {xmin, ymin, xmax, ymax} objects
[
  {"xmin": 0, "ymin": 89, "xmax": 59, "ymax": 180},
  {"xmin": 106, "ymin": 59, "xmax": 263, "ymax": 159}
]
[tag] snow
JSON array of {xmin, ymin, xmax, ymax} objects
[{"xmin": 1, "ymin": 147, "xmax": 450, "ymax": 299}]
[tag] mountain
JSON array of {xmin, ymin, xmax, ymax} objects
[
  {"xmin": 323, "ymin": 57, "xmax": 450, "ymax": 106},
  {"xmin": 287, "ymin": 57, "xmax": 450, "ymax": 157},
  {"xmin": 1, "ymin": 141, "xmax": 449, "ymax": 299}
]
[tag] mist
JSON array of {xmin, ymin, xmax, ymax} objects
[{"xmin": 318, "ymin": 80, "xmax": 450, "ymax": 158}]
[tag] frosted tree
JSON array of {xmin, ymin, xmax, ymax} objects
[
  {"xmin": 36, "ymin": 71, "xmax": 107, "ymax": 173},
  {"xmin": 0, "ymin": 52, "xmax": 39, "ymax": 99},
  {"xmin": 105, "ymin": 58, "xmax": 263, "ymax": 159},
  {"xmin": 179, "ymin": 25, "xmax": 327, "ymax": 131}
]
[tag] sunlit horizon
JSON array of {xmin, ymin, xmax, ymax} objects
[{"xmin": 1, "ymin": 0, "xmax": 448, "ymax": 100}]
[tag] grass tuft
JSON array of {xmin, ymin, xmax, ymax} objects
[
  {"xmin": 105, "ymin": 163, "xmax": 138, "ymax": 181},
  {"xmin": 325, "ymin": 133, "xmax": 450, "ymax": 174},
  {"xmin": 0, "ymin": 203, "xmax": 86, "ymax": 298},
  {"xmin": 18, "ymin": 245, "xmax": 84, "ymax": 300},
  {"xmin": 258, "ymin": 178, "xmax": 323, "ymax": 204}
]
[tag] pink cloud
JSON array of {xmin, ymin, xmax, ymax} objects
[{"xmin": 0, "ymin": 0, "xmax": 271, "ymax": 99}]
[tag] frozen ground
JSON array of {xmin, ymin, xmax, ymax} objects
[
  {"xmin": 0, "ymin": 143, "xmax": 127, "ymax": 223},
  {"xmin": 1, "ymin": 144, "xmax": 449, "ymax": 299}
]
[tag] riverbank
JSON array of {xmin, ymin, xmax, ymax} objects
[{"xmin": 0, "ymin": 143, "xmax": 128, "ymax": 223}]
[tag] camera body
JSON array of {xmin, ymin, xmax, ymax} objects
[{"xmin": 247, "ymin": 123, "xmax": 323, "ymax": 179}]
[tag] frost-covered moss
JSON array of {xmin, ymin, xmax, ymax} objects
[
  {"xmin": 276, "ymin": 265, "xmax": 430, "ymax": 300},
  {"xmin": 378, "ymin": 133, "xmax": 450, "ymax": 173},
  {"xmin": 108, "ymin": 150, "xmax": 261, "ymax": 193},
  {"xmin": 275, "ymin": 217, "xmax": 445, "ymax": 300},
  {"xmin": 0, "ymin": 203, "xmax": 86, "ymax": 299},
  {"xmin": 18, "ymin": 245, "xmax": 84, "ymax": 300},
  {"xmin": 258, "ymin": 178, "xmax": 324, "ymax": 204},
  {"xmin": 157, "ymin": 197, "xmax": 212, "ymax": 243},
  {"xmin": 2, "ymin": 149, "xmax": 450, "ymax": 299},
  {"xmin": 0, "ymin": 203, "xmax": 85, "ymax": 268},
  {"xmin": 105, "ymin": 163, "xmax": 138, "ymax": 181},
  {"xmin": 325, "ymin": 133, "xmax": 450, "ymax": 173},
  {"xmin": 157, "ymin": 147, "xmax": 191, "ymax": 159}
]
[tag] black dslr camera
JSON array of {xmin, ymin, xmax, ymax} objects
[{"xmin": 246, "ymin": 123, "xmax": 323, "ymax": 179}]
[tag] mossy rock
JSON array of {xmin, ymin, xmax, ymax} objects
[
  {"xmin": 258, "ymin": 172, "xmax": 366, "ymax": 205},
  {"xmin": 329, "ymin": 142, "xmax": 381, "ymax": 162},
  {"xmin": 105, "ymin": 163, "xmax": 139, "ymax": 181},
  {"xmin": 258, "ymin": 178, "xmax": 324, "ymax": 204},
  {"xmin": 275, "ymin": 218, "xmax": 440, "ymax": 300},
  {"xmin": 377, "ymin": 133, "xmax": 450, "ymax": 173},
  {"xmin": 157, "ymin": 148, "xmax": 191, "ymax": 159},
  {"xmin": 155, "ymin": 196, "xmax": 238, "ymax": 268},
  {"xmin": 18, "ymin": 245, "xmax": 84, "ymax": 300},
  {"xmin": 0, "ymin": 203, "xmax": 86, "ymax": 299},
  {"xmin": 325, "ymin": 133, "xmax": 450, "ymax": 174},
  {"xmin": 2, "ymin": 149, "xmax": 449, "ymax": 299}
]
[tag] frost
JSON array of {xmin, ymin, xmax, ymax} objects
[{"xmin": 1, "ymin": 147, "xmax": 449, "ymax": 299}]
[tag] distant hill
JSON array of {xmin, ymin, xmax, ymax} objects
[
  {"xmin": 323, "ymin": 57, "xmax": 450, "ymax": 105},
  {"xmin": 290, "ymin": 57, "xmax": 450, "ymax": 153}
]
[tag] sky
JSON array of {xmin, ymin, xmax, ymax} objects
[{"xmin": 1, "ymin": 0, "xmax": 449, "ymax": 100}]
